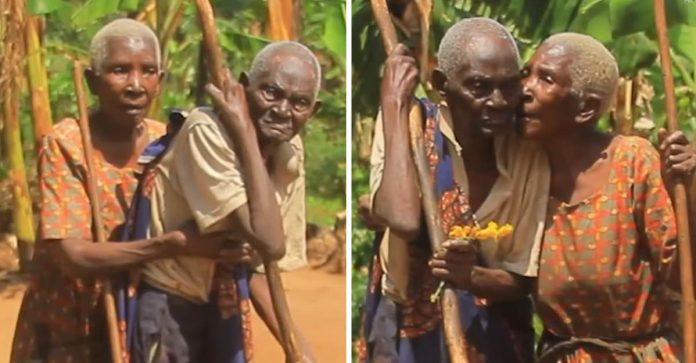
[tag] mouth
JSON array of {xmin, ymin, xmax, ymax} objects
[
  {"xmin": 122, "ymin": 103, "xmax": 147, "ymax": 115},
  {"xmin": 480, "ymin": 117, "xmax": 513, "ymax": 132},
  {"xmin": 261, "ymin": 117, "xmax": 293, "ymax": 137}
]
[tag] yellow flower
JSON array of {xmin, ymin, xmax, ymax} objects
[
  {"xmin": 496, "ymin": 224, "xmax": 514, "ymax": 239},
  {"xmin": 448, "ymin": 221, "xmax": 513, "ymax": 241}
]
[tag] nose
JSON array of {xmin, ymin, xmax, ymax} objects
[
  {"xmin": 272, "ymin": 99, "xmax": 292, "ymax": 119},
  {"xmin": 521, "ymin": 83, "xmax": 534, "ymax": 104},
  {"xmin": 486, "ymin": 88, "xmax": 508, "ymax": 109},
  {"xmin": 125, "ymin": 71, "xmax": 145, "ymax": 94}
]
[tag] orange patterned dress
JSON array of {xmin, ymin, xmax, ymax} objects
[
  {"xmin": 536, "ymin": 136, "xmax": 682, "ymax": 362},
  {"xmin": 11, "ymin": 118, "xmax": 165, "ymax": 363}
]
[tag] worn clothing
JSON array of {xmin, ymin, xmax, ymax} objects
[
  {"xmin": 10, "ymin": 118, "xmax": 165, "ymax": 363},
  {"xmin": 141, "ymin": 107, "xmax": 306, "ymax": 304},
  {"xmin": 132, "ymin": 275, "xmax": 252, "ymax": 363},
  {"xmin": 536, "ymin": 136, "xmax": 682, "ymax": 362},
  {"xmin": 369, "ymin": 102, "xmax": 548, "ymax": 300},
  {"xmin": 359, "ymin": 99, "xmax": 545, "ymax": 363}
]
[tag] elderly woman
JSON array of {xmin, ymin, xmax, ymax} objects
[
  {"xmin": 10, "ymin": 19, "xmax": 227, "ymax": 362},
  {"xmin": 520, "ymin": 32, "xmax": 692, "ymax": 361}
]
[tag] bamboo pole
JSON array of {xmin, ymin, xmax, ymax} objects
[
  {"xmin": 24, "ymin": 15, "xmax": 52, "ymax": 145},
  {"xmin": 267, "ymin": 0, "xmax": 295, "ymax": 40},
  {"xmin": 370, "ymin": 0, "xmax": 468, "ymax": 361},
  {"xmin": 72, "ymin": 61, "xmax": 125, "ymax": 363},
  {"xmin": 653, "ymin": 0, "xmax": 696, "ymax": 360},
  {"xmin": 192, "ymin": 1, "xmax": 305, "ymax": 361},
  {"xmin": 2, "ymin": 0, "xmax": 35, "ymax": 270}
]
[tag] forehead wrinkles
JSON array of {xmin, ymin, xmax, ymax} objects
[
  {"xmin": 104, "ymin": 37, "xmax": 157, "ymax": 61},
  {"xmin": 457, "ymin": 38, "xmax": 518, "ymax": 77},
  {"xmin": 256, "ymin": 55, "xmax": 317, "ymax": 94}
]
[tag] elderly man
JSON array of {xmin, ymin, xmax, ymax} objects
[
  {"xmin": 362, "ymin": 17, "xmax": 549, "ymax": 363},
  {"xmin": 10, "ymin": 19, "xmax": 227, "ymax": 363},
  {"xmin": 131, "ymin": 41, "xmax": 321, "ymax": 363}
]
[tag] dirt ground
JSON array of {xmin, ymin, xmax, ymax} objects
[{"xmin": 0, "ymin": 268, "xmax": 346, "ymax": 363}]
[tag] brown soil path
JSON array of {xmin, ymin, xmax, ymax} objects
[{"xmin": 0, "ymin": 268, "xmax": 345, "ymax": 363}]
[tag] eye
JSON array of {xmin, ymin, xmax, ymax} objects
[
  {"xmin": 468, "ymin": 79, "xmax": 492, "ymax": 97},
  {"xmin": 262, "ymin": 86, "xmax": 279, "ymax": 100},
  {"xmin": 542, "ymin": 75, "xmax": 554, "ymax": 84},
  {"xmin": 112, "ymin": 66, "xmax": 127, "ymax": 75},
  {"xmin": 143, "ymin": 66, "xmax": 158, "ymax": 75},
  {"xmin": 520, "ymin": 67, "xmax": 530, "ymax": 78},
  {"xmin": 294, "ymin": 98, "xmax": 311, "ymax": 111}
]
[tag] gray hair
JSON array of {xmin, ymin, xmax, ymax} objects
[
  {"xmin": 542, "ymin": 32, "xmax": 619, "ymax": 115},
  {"xmin": 89, "ymin": 18, "xmax": 161, "ymax": 74},
  {"xmin": 437, "ymin": 17, "xmax": 519, "ymax": 79},
  {"xmin": 248, "ymin": 41, "xmax": 322, "ymax": 97}
]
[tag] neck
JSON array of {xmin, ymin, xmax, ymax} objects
[
  {"xmin": 91, "ymin": 109, "xmax": 144, "ymax": 143},
  {"xmin": 540, "ymin": 127, "xmax": 611, "ymax": 174},
  {"xmin": 456, "ymin": 126, "xmax": 497, "ymax": 171}
]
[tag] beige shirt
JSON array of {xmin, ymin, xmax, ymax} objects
[
  {"xmin": 141, "ymin": 107, "xmax": 307, "ymax": 303},
  {"xmin": 369, "ymin": 103, "xmax": 549, "ymax": 301}
]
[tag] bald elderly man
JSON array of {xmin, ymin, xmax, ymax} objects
[
  {"xmin": 362, "ymin": 17, "xmax": 548, "ymax": 363},
  {"xmin": 10, "ymin": 19, "xmax": 229, "ymax": 362},
  {"xmin": 130, "ymin": 41, "xmax": 320, "ymax": 363}
]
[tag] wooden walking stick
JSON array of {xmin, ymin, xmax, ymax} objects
[
  {"xmin": 193, "ymin": 1, "xmax": 305, "ymax": 362},
  {"xmin": 370, "ymin": 0, "xmax": 469, "ymax": 361},
  {"xmin": 653, "ymin": 0, "xmax": 696, "ymax": 360},
  {"xmin": 72, "ymin": 61, "xmax": 126, "ymax": 363}
]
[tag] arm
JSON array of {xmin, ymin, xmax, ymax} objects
[
  {"xmin": 371, "ymin": 44, "xmax": 422, "ymax": 240},
  {"xmin": 51, "ymin": 222, "xmax": 231, "ymax": 278},
  {"xmin": 430, "ymin": 240, "xmax": 532, "ymax": 301},
  {"xmin": 205, "ymin": 79, "xmax": 285, "ymax": 260}
]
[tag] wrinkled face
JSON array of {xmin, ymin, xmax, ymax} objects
[
  {"xmin": 519, "ymin": 43, "xmax": 578, "ymax": 140},
  {"xmin": 245, "ymin": 53, "xmax": 318, "ymax": 145},
  {"xmin": 87, "ymin": 36, "xmax": 162, "ymax": 126},
  {"xmin": 441, "ymin": 37, "xmax": 521, "ymax": 138}
]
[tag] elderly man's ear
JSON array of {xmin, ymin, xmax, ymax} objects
[
  {"xmin": 431, "ymin": 68, "xmax": 448, "ymax": 97},
  {"xmin": 575, "ymin": 94, "xmax": 602, "ymax": 125}
]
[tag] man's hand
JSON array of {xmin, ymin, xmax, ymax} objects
[
  {"xmin": 205, "ymin": 70, "xmax": 255, "ymax": 137},
  {"xmin": 659, "ymin": 129, "xmax": 696, "ymax": 180},
  {"xmin": 217, "ymin": 242, "xmax": 260, "ymax": 266},
  {"xmin": 380, "ymin": 43, "xmax": 419, "ymax": 110},
  {"xmin": 429, "ymin": 239, "xmax": 478, "ymax": 290}
]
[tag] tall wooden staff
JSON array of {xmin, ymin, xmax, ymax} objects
[
  {"xmin": 72, "ymin": 61, "xmax": 125, "ymax": 363},
  {"xmin": 192, "ymin": 1, "xmax": 305, "ymax": 361},
  {"xmin": 370, "ymin": 0, "xmax": 469, "ymax": 361},
  {"xmin": 653, "ymin": 0, "xmax": 696, "ymax": 361}
]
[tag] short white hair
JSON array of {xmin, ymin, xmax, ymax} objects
[
  {"xmin": 542, "ymin": 32, "xmax": 619, "ymax": 115},
  {"xmin": 89, "ymin": 18, "xmax": 161, "ymax": 74},
  {"xmin": 248, "ymin": 41, "xmax": 322, "ymax": 97},
  {"xmin": 437, "ymin": 17, "xmax": 519, "ymax": 79}
]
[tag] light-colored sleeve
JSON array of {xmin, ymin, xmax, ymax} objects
[
  {"xmin": 276, "ymin": 136, "xmax": 307, "ymax": 271},
  {"xmin": 369, "ymin": 112, "xmax": 386, "ymax": 210},
  {"xmin": 170, "ymin": 111, "xmax": 247, "ymax": 233}
]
